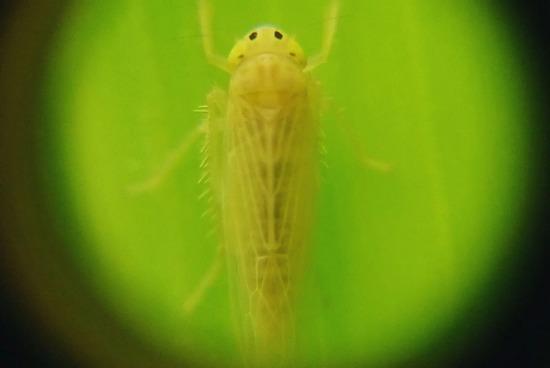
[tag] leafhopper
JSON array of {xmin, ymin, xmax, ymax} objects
[{"xmin": 132, "ymin": 1, "xmax": 339, "ymax": 366}]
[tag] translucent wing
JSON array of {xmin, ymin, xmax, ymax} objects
[{"xmin": 221, "ymin": 77, "xmax": 321, "ymax": 366}]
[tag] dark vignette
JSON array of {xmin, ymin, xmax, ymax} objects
[{"xmin": 0, "ymin": 1, "xmax": 548, "ymax": 367}]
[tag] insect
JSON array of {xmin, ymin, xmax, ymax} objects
[{"xmin": 131, "ymin": 1, "xmax": 339, "ymax": 366}]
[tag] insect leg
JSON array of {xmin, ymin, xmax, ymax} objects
[
  {"xmin": 128, "ymin": 123, "xmax": 206, "ymax": 194},
  {"xmin": 183, "ymin": 244, "xmax": 224, "ymax": 315},
  {"xmin": 304, "ymin": 0, "xmax": 340, "ymax": 72},
  {"xmin": 198, "ymin": 0, "xmax": 231, "ymax": 73},
  {"xmin": 182, "ymin": 87, "xmax": 227, "ymax": 315},
  {"xmin": 335, "ymin": 110, "xmax": 392, "ymax": 172}
]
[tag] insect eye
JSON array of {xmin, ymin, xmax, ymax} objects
[
  {"xmin": 274, "ymin": 31, "xmax": 283, "ymax": 40},
  {"xmin": 289, "ymin": 52, "xmax": 296, "ymax": 57},
  {"xmin": 249, "ymin": 32, "xmax": 258, "ymax": 40}
]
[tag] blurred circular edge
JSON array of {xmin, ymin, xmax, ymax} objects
[
  {"xmin": 417, "ymin": 1, "xmax": 549, "ymax": 366},
  {"xmin": 0, "ymin": 2, "xmax": 208, "ymax": 367},
  {"xmin": 0, "ymin": 1, "xmax": 548, "ymax": 368}
]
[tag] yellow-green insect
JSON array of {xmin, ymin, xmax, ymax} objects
[{"xmin": 132, "ymin": 1, "xmax": 339, "ymax": 366}]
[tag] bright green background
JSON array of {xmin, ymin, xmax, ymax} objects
[{"xmin": 43, "ymin": 0, "xmax": 528, "ymax": 366}]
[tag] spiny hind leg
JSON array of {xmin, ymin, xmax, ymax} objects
[
  {"xmin": 128, "ymin": 122, "xmax": 206, "ymax": 194},
  {"xmin": 183, "ymin": 87, "xmax": 227, "ymax": 315},
  {"xmin": 198, "ymin": 0, "xmax": 231, "ymax": 72},
  {"xmin": 304, "ymin": 0, "xmax": 340, "ymax": 72},
  {"xmin": 183, "ymin": 244, "xmax": 224, "ymax": 315}
]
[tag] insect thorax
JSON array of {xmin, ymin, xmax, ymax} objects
[{"xmin": 229, "ymin": 53, "xmax": 308, "ymax": 109}]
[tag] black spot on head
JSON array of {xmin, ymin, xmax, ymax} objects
[
  {"xmin": 274, "ymin": 30, "xmax": 283, "ymax": 40},
  {"xmin": 289, "ymin": 52, "xmax": 296, "ymax": 57},
  {"xmin": 238, "ymin": 54, "xmax": 244, "ymax": 59},
  {"xmin": 249, "ymin": 31, "xmax": 258, "ymax": 40}
]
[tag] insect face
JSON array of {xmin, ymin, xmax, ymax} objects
[{"xmin": 227, "ymin": 27, "xmax": 306, "ymax": 70}]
